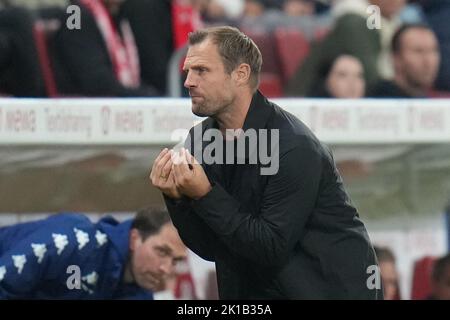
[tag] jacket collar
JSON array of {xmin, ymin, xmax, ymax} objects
[
  {"xmin": 202, "ymin": 90, "xmax": 273, "ymax": 133},
  {"xmin": 97, "ymin": 217, "xmax": 132, "ymax": 287},
  {"xmin": 242, "ymin": 90, "xmax": 273, "ymax": 132}
]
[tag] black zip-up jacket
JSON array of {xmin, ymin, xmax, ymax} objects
[{"xmin": 165, "ymin": 91, "xmax": 382, "ymax": 299}]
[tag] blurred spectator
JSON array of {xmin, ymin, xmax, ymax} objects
[
  {"xmin": 285, "ymin": 0, "xmax": 406, "ymax": 97},
  {"xmin": 244, "ymin": 0, "xmax": 320, "ymax": 14},
  {"xmin": 429, "ymin": 253, "xmax": 450, "ymax": 300},
  {"xmin": 283, "ymin": 0, "xmax": 315, "ymax": 16},
  {"xmin": 414, "ymin": 0, "xmax": 450, "ymax": 92},
  {"xmin": 309, "ymin": 54, "xmax": 365, "ymax": 98},
  {"xmin": 120, "ymin": 0, "xmax": 173, "ymax": 95},
  {"xmin": 255, "ymin": 0, "xmax": 282, "ymax": 10},
  {"xmin": 54, "ymin": 0, "xmax": 158, "ymax": 97},
  {"xmin": 244, "ymin": 0, "xmax": 266, "ymax": 17},
  {"xmin": 199, "ymin": 0, "xmax": 228, "ymax": 22},
  {"xmin": 121, "ymin": 0, "xmax": 201, "ymax": 96},
  {"xmin": 370, "ymin": 24, "xmax": 440, "ymax": 97},
  {"xmin": 398, "ymin": 1, "xmax": 425, "ymax": 24},
  {"xmin": 201, "ymin": 0, "xmax": 245, "ymax": 22},
  {"xmin": 0, "ymin": 33, "xmax": 8, "ymax": 69},
  {"xmin": 374, "ymin": 246, "xmax": 401, "ymax": 300},
  {"xmin": 0, "ymin": 6, "xmax": 46, "ymax": 96},
  {"xmin": 1, "ymin": 0, "xmax": 68, "ymax": 9},
  {"xmin": 411, "ymin": 255, "xmax": 436, "ymax": 299},
  {"xmin": 215, "ymin": 0, "xmax": 245, "ymax": 19}
]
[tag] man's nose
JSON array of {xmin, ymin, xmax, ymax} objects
[{"xmin": 184, "ymin": 72, "xmax": 196, "ymax": 89}]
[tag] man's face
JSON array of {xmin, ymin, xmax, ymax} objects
[
  {"xmin": 183, "ymin": 39, "xmax": 237, "ymax": 117},
  {"xmin": 395, "ymin": 28, "xmax": 440, "ymax": 92},
  {"xmin": 102, "ymin": 0, "xmax": 125, "ymax": 15},
  {"xmin": 129, "ymin": 223, "xmax": 187, "ymax": 291}
]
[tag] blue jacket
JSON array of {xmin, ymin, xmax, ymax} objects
[{"xmin": 0, "ymin": 213, "xmax": 153, "ymax": 299}]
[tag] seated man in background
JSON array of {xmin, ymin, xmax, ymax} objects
[
  {"xmin": 429, "ymin": 253, "xmax": 450, "ymax": 300},
  {"xmin": 0, "ymin": 207, "xmax": 187, "ymax": 299},
  {"xmin": 370, "ymin": 24, "xmax": 440, "ymax": 98},
  {"xmin": 55, "ymin": 0, "xmax": 158, "ymax": 97},
  {"xmin": 0, "ymin": 6, "xmax": 46, "ymax": 97}
]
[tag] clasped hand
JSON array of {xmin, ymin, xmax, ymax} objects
[{"xmin": 150, "ymin": 147, "xmax": 212, "ymax": 200}]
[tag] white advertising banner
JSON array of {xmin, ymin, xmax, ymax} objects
[{"xmin": 1, "ymin": 98, "xmax": 450, "ymax": 145}]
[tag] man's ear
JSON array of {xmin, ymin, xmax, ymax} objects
[
  {"xmin": 129, "ymin": 228, "xmax": 141, "ymax": 251},
  {"xmin": 233, "ymin": 63, "xmax": 251, "ymax": 87}
]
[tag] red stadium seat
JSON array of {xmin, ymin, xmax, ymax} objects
[
  {"xmin": 411, "ymin": 256, "xmax": 437, "ymax": 300},
  {"xmin": 241, "ymin": 29, "xmax": 283, "ymax": 97},
  {"xmin": 259, "ymin": 73, "xmax": 283, "ymax": 98},
  {"xmin": 241, "ymin": 29, "xmax": 282, "ymax": 76},
  {"xmin": 274, "ymin": 28, "xmax": 310, "ymax": 84}
]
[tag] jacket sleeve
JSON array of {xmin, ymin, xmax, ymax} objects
[
  {"xmin": 164, "ymin": 195, "xmax": 217, "ymax": 262},
  {"xmin": 0, "ymin": 215, "xmax": 94, "ymax": 299},
  {"xmin": 190, "ymin": 142, "xmax": 323, "ymax": 268}
]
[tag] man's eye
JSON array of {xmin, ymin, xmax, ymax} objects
[{"xmin": 156, "ymin": 248, "xmax": 169, "ymax": 257}]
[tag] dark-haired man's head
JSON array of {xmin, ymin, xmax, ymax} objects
[
  {"xmin": 392, "ymin": 24, "xmax": 440, "ymax": 96},
  {"xmin": 125, "ymin": 207, "xmax": 187, "ymax": 291}
]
